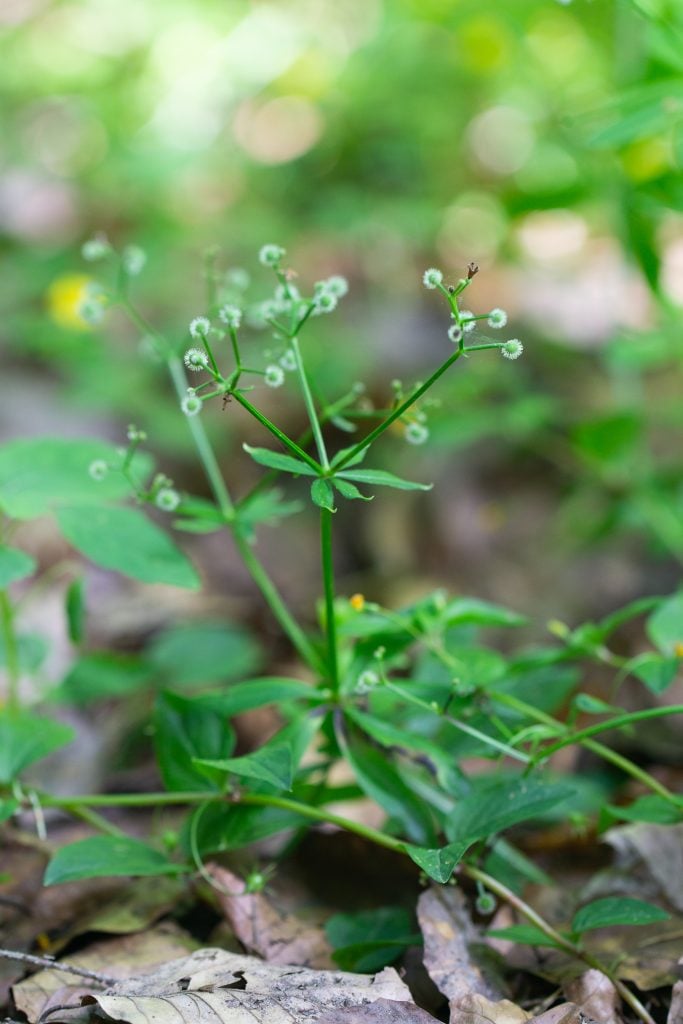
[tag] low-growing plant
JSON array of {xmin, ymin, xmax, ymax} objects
[{"xmin": 1, "ymin": 241, "xmax": 682, "ymax": 1024}]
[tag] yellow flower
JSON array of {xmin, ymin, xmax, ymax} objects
[
  {"xmin": 350, "ymin": 593, "xmax": 365, "ymax": 612},
  {"xmin": 46, "ymin": 274, "xmax": 94, "ymax": 330}
]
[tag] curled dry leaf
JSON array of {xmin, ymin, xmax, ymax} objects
[
  {"xmin": 417, "ymin": 885, "xmax": 504, "ymax": 1012},
  {"xmin": 35, "ymin": 948, "xmax": 415, "ymax": 1024},
  {"xmin": 450, "ymin": 994, "xmax": 531, "ymax": 1024},
  {"xmin": 206, "ymin": 863, "xmax": 333, "ymax": 968},
  {"xmin": 564, "ymin": 970, "xmax": 622, "ymax": 1024}
]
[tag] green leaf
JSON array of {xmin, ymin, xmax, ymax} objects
[
  {"xmin": 605, "ymin": 795, "xmax": 683, "ymax": 825},
  {"xmin": 234, "ymin": 488, "xmax": 303, "ymax": 540},
  {"xmin": 573, "ymin": 693, "xmax": 624, "ymax": 715},
  {"xmin": 572, "ymin": 898, "xmax": 670, "ymax": 934},
  {"xmin": 0, "ymin": 438, "xmax": 152, "ymax": 520},
  {"xmin": 647, "ymin": 593, "xmax": 683, "ymax": 656},
  {"xmin": 44, "ymin": 836, "xmax": 184, "ymax": 885},
  {"xmin": 0, "ymin": 798, "xmax": 19, "ymax": 823},
  {"xmin": 487, "ymin": 925, "xmax": 564, "ymax": 949},
  {"xmin": 147, "ymin": 622, "xmax": 262, "ymax": 686},
  {"xmin": 628, "ymin": 652, "xmax": 680, "ymax": 694},
  {"xmin": 447, "ymin": 778, "xmax": 576, "ymax": 845},
  {"xmin": 154, "ymin": 691, "xmax": 235, "ymax": 792},
  {"xmin": 195, "ymin": 742, "xmax": 294, "ymax": 791},
  {"xmin": 53, "ymin": 653, "xmax": 154, "ymax": 704},
  {"xmin": 404, "ymin": 840, "xmax": 470, "ymax": 883},
  {"xmin": 65, "ymin": 577, "xmax": 86, "ymax": 645},
  {"xmin": 242, "ymin": 444, "xmax": 317, "ymax": 476},
  {"xmin": 0, "ymin": 547, "xmax": 36, "ymax": 587},
  {"xmin": 345, "ymin": 734, "xmax": 436, "ymax": 845},
  {"xmin": 197, "ymin": 678, "xmax": 320, "ymax": 716},
  {"xmin": 310, "ymin": 478, "xmax": 336, "ymax": 512},
  {"xmin": 326, "ymin": 907, "xmax": 419, "ymax": 972},
  {"xmin": 332, "ymin": 478, "xmax": 373, "ymax": 501},
  {"xmin": 337, "ymin": 468, "xmax": 432, "ymax": 491},
  {"xmin": 57, "ymin": 505, "xmax": 200, "ymax": 589},
  {"xmin": 443, "ymin": 598, "xmax": 527, "ymax": 629},
  {"xmin": 331, "ymin": 445, "xmax": 369, "ymax": 470},
  {"xmin": 0, "ymin": 713, "xmax": 74, "ymax": 783}
]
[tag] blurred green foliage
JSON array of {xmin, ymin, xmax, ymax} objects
[{"xmin": 2, "ymin": 0, "xmax": 683, "ymax": 588}]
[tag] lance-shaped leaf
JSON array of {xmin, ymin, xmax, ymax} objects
[
  {"xmin": 195, "ymin": 742, "xmax": 294, "ymax": 791},
  {"xmin": 0, "ymin": 712, "xmax": 74, "ymax": 783},
  {"xmin": 571, "ymin": 897, "xmax": 670, "ymax": 934},
  {"xmin": 44, "ymin": 836, "xmax": 185, "ymax": 885},
  {"xmin": 243, "ymin": 444, "xmax": 317, "ymax": 476},
  {"xmin": 311, "ymin": 478, "xmax": 336, "ymax": 512},
  {"xmin": 337, "ymin": 468, "xmax": 432, "ymax": 491},
  {"xmin": 331, "ymin": 445, "xmax": 370, "ymax": 470},
  {"xmin": 404, "ymin": 840, "xmax": 470, "ymax": 883},
  {"xmin": 333, "ymin": 478, "xmax": 373, "ymax": 501}
]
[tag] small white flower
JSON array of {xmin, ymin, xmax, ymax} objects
[
  {"xmin": 460, "ymin": 311, "xmax": 477, "ymax": 332},
  {"xmin": 279, "ymin": 349, "xmax": 297, "ymax": 371},
  {"xmin": 189, "ymin": 316, "xmax": 211, "ymax": 340},
  {"xmin": 155, "ymin": 487, "xmax": 181, "ymax": 512},
  {"xmin": 79, "ymin": 296, "xmax": 106, "ymax": 325},
  {"xmin": 88, "ymin": 459, "xmax": 108, "ymax": 481},
  {"xmin": 355, "ymin": 669, "xmax": 380, "ymax": 694},
  {"xmin": 264, "ymin": 364, "xmax": 285, "ymax": 388},
  {"xmin": 184, "ymin": 347, "xmax": 209, "ymax": 372},
  {"xmin": 322, "ymin": 275, "xmax": 349, "ymax": 297},
  {"xmin": 501, "ymin": 339, "xmax": 524, "ymax": 360},
  {"xmin": 405, "ymin": 421, "xmax": 429, "ymax": 445},
  {"xmin": 275, "ymin": 283, "xmax": 301, "ymax": 306},
  {"xmin": 259, "ymin": 243, "xmax": 285, "ymax": 267},
  {"xmin": 122, "ymin": 245, "xmax": 147, "ymax": 276},
  {"xmin": 423, "ymin": 267, "xmax": 443, "ymax": 289},
  {"xmin": 181, "ymin": 391, "xmax": 202, "ymax": 416},
  {"xmin": 448, "ymin": 323, "xmax": 463, "ymax": 344},
  {"xmin": 81, "ymin": 235, "xmax": 111, "ymax": 262},
  {"xmin": 488, "ymin": 308, "xmax": 507, "ymax": 329},
  {"xmin": 312, "ymin": 290, "xmax": 337, "ymax": 315},
  {"xmin": 218, "ymin": 304, "xmax": 242, "ymax": 329},
  {"xmin": 126, "ymin": 424, "xmax": 147, "ymax": 442}
]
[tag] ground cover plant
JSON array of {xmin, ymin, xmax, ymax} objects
[{"xmin": 1, "ymin": 240, "xmax": 682, "ymax": 1024}]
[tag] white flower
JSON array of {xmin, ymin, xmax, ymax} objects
[
  {"xmin": 155, "ymin": 488, "xmax": 181, "ymax": 512},
  {"xmin": 312, "ymin": 290, "xmax": 337, "ymax": 315},
  {"xmin": 122, "ymin": 245, "xmax": 147, "ymax": 276},
  {"xmin": 181, "ymin": 391, "xmax": 202, "ymax": 416},
  {"xmin": 321, "ymin": 275, "xmax": 349, "ymax": 297},
  {"xmin": 264, "ymin": 364, "xmax": 285, "ymax": 388},
  {"xmin": 218, "ymin": 304, "xmax": 242, "ymax": 329},
  {"xmin": 79, "ymin": 296, "xmax": 106, "ymax": 325},
  {"xmin": 184, "ymin": 348, "xmax": 209, "ymax": 372},
  {"xmin": 189, "ymin": 316, "xmax": 211, "ymax": 340},
  {"xmin": 279, "ymin": 349, "xmax": 297, "ymax": 371},
  {"xmin": 488, "ymin": 308, "xmax": 507, "ymax": 329},
  {"xmin": 405, "ymin": 422, "xmax": 429, "ymax": 445},
  {"xmin": 423, "ymin": 267, "xmax": 443, "ymax": 289},
  {"xmin": 355, "ymin": 669, "xmax": 380, "ymax": 694},
  {"xmin": 459, "ymin": 311, "xmax": 476, "ymax": 332},
  {"xmin": 448, "ymin": 323, "xmax": 463, "ymax": 344},
  {"xmin": 259, "ymin": 243, "xmax": 285, "ymax": 267},
  {"xmin": 501, "ymin": 339, "xmax": 523, "ymax": 360},
  {"xmin": 88, "ymin": 459, "xmax": 108, "ymax": 481},
  {"xmin": 81, "ymin": 235, "xmax": 111, "ymax": 262}
]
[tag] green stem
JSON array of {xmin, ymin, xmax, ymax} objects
[
  {"xmin": 0, "ymin": 591, "xmax": 20, "ymax": 712},
  {"xmin": 532, "ymin": 705, "xmax": 683, "ymax": 764},
  {"xmin": 462, "ymin": 865, "xmax": 656, "ymax": 1024},
  {"xmin": 320, "ymin": 509, "xmax": 339, "ymax": 692},
  {"xmin": 291, "ymin": 336, "xmax": 329, "ymax": 469},
  {"xmin": 335, "ymin": 349, "xmax": 462, "ymax": 470},
  {"xmin": 63, "ymin": 803, "xmax": 127, "ymax": 838},
  {"xmin": 231, "ymin": 391, "xmax": 323, "ymax": 474}
]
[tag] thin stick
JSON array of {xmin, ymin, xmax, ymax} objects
[{"xmin": 0, "ymin": 949, "xmax": 117, "ymax": 987}]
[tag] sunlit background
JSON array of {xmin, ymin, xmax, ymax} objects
[{"xmin": 2, "ymin": 0, "xmax": 683, "ymax": 631}]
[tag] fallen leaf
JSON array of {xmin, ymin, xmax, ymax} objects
[
  {"xmin": 418, "ymin": 885, "xmax": 504, "ymax": 1013},
  {"xmin": 604, "ymin": 824, "xmax": 683, "ymax": 913},
  {"xmin": 668, "ymin": 980, "xmax": 683, "ymax": 1024},
  {"xmin": 564, "ymin": 970, "xmax": 622, "ymax": 1024},
  {"xmin": 450, "ymin": 993, "xmax": 531, "ymax": 1024},
  {"xmin": 531, "ymin": 1004, "xmax": 579, "ymax": 1024},
  {"xmin": 12, "ymin": 923, "xmax": 196, "ymax": 1023},
  {"xmin": 37, "ymin": 948, "xmax": 415, "ymax": 1024},
  {"xmin": 316, "ymin": 997, "xmax": 440, "ymax": 1023},
  {"xmin": 206, "ymin": 863, "xmax": 333, "ymax": 968}
]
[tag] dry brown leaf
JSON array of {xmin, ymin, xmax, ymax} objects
[
  {"xmin": 316, "ymin": 997, "xmax": 440, "ymax": 1023},
  {"xmin": 418, "ymin": 885, "xmax": 504, "ymax": 1012},
  {"xmin": 450, "ymin": 993, "xmax": 531, "ymax": 1024},
  {"xmin": 668, "ymin": 980, "xmax": 683, "ymax": 1024},
  {"xmin": 564, "ymin": 970, "xmax": 622, "ymax": 1024},
  {"xmin": 207, "ymin": 863, "xmax": 333, "ymax": 968},
  {"xmin": 37, "ymin": 948, "xmax": 415, "ymax": 1024},
  {"xmin": 12, "ymin": 923, "xmax": 196, "ymax": 1023},
  {"xmin": 530, "ymin": 1004, "xmax": 579, "ymax": 1024},
  {"xmin": 605, "ymin": 824, "xmax": 683, "ymax": 913}
]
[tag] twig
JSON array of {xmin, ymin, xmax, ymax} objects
[{"xmin": 0, "ymin": 949, "xmax": 117, "ymax": 987}]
